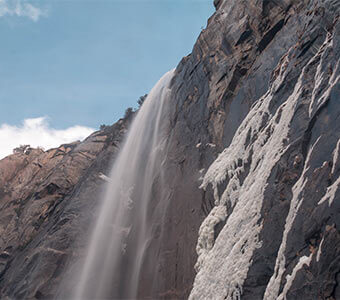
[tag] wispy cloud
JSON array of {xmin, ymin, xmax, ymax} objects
[
  {"xmin": 0, "ymin": 0, "xmax": 46, "ymax": 21},
  {"xmin": 0, "ymin": 117, "xmax": 95, "ymax": 159}
]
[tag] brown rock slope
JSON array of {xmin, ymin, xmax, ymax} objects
[{"xmin": 0, "ymin": 117, "xmax": 132, "ymax": 299}]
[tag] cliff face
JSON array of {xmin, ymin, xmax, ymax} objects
[
  {"xmin": 0, "ymin": 0, "xmax": 339, "ymax": 299},
  {"xmin": 187, "ymin": 0, "xmax": 340, "ymax": 299},
  {"xmin": 153, "ymin": 0, "xmax": 340, "ymax": 299},
  {"xmin": 0, "ymin": 118, "xmax": 133, "ymax": 298}
]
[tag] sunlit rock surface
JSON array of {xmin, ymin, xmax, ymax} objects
[{"xmin": 0, "ymin": 119, "xmax": 132, "ymax": 298}]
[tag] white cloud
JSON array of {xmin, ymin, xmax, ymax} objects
[
  {"xmin": 0, "ymin": 117, "xmax": 95, "ymax": 159},
  {"xmin": 0, "ymin": 0, "xmax": 46, "ymax": 21}
]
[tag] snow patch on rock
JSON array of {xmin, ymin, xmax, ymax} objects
[
  {"xmin": 190, "ymin": 45, "xmax": 301, "ymax": 300},
  {"xmin": 191, "ymin": 19, "xmax": 340, "ymax": 300},
  {"xmin": 277, "ymin": 253, "xmax": 313, "ymax": 300}
]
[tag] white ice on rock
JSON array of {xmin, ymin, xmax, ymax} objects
[
  {"xmin": 318, "ymin": 138, "xmax": 340, "ymax": 206},
  {"xmin": 316, "ymin": 236, "xmax": 325, "ymax": 263},
  {"xmin": 331, "ymin": 139, "xmax": 340, "ymax": 176},
  {"xmin": 263, "ymin": 136, "xmax": 321, "ymax": 300},
  {"xmin": 318, "ymin": 176, "xmax": 340, "ymax": 206},
  {"xmin": 265, "ymin": 33, "xmax": 339, "ymax": 300},
  {"xmin": 277, "ymin": 253, "xmax": 313, "ymax": 300},
  {"xmin": 98, "ymin": 172, "xmax": 111, "ymax": 183},
  {"xmin": 190, "ymin": 27, "xmax": 340, "ymax": 300},
  {"xmin": 191, "ymin": 48, "xmax": 299, "ymax": 299}
]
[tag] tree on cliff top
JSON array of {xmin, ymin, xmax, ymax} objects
[{"xmin": 137, "ymin": 94, "xmax": 148, "ymax": 107}]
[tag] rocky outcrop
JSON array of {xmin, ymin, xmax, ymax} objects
[
  {"xmin": 0, "ymin": 117, "xmax": 132, "ymax": 299},
  {"xmin": 147, "ymin": 0, "xmax": 339, "ymax": 298},
  {"xmin": 188, "ymin": 0, "xmax": 340, "ymax": 299},
  {"xmin": 0, "ymin": 0, "xmax": 339, "ymax": 299},
  {"xmin": 148, "ymin": 0, "xmax": 340, "ymax": 299}
]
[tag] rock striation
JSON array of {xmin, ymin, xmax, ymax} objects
[
  {"xmin": 188, "ymin": 0, "xmax": 340, "ymax": 299},
  {"xmin": 0, "ymin": 0, "xmax": 339, "ymax": 299}
]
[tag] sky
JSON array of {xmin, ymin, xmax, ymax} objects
[{"xmin": 0, "ymin": 0, "xmax": 214, "ymax": 158}]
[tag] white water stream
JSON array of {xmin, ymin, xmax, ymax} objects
[{"xmin": 74, "ymin": 69, "xmax": 174, "ymax": 299}]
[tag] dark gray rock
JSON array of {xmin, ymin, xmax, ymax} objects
[{"xmin": 189, "ymin": 1, "xmax": 340, "ymax": 299}]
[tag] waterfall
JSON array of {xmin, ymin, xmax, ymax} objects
[{"xmin": 74, "ymin": 69, "xmax": 175, "ymax": 299}]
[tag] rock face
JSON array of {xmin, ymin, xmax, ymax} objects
[
  {"xmin": 187, "ymin": 0, "xmax": 340, "ymax": 299},
  {"xmin": 0, "ymin": 0, "xmax": 339, "ymax": 299},
  {"xmin": 0, "ymin": 117, "xmax": 133, "ymax": 299}
]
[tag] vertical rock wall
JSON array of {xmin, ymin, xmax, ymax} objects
[{"xmin": 189, "ymin": 0, "xmax": 340, "ymax": 299}]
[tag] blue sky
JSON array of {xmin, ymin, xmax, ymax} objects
[{"xmin": 0, "ymin": 0, "xmax": 214, "ymax": 131}]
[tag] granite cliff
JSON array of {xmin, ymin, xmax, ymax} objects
[{"xmin": 0, "ymin": 0, "xmax": 339, "ymax": 299}]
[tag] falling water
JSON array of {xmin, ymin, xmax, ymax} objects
[{"xmin": 73, "ymin": 69, "xmax": 175, "ymax": 299}]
